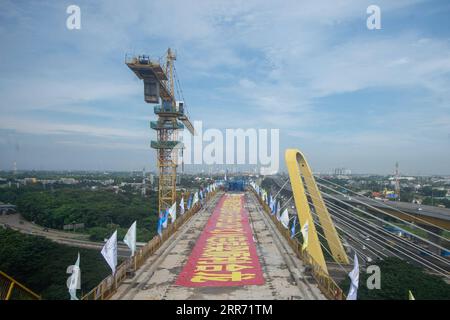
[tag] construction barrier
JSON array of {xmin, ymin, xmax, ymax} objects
[
  {"xmin": 82, "ymin": 190, "xmax": 218, "ymax": 300},
  {"xmin": 251, "ymin": 188, "xmax": 346, "ymax": 300},
  {"xmin": 0, "ymin": 271, "xmax": 41, "ymax": 300}
]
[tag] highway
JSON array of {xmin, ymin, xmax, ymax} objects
[
  {"xmin": 267, "ymin": 179, "xmax": 450, "ymax": 280},
  {"xmin": 267, "ymin": 176, "xmax": 450, "ymax": 229},
  {"xmin": 0, "ymin": 213, "xmax": 134, "ymax": 258}
]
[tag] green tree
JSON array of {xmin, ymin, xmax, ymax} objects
[
  {"xmin": 0, "ymin": 229, "xmax": 110, "ymax": 300},
  {"xmin": 340, "ymin": 257, "xmax": 450, "ymax": 300}
]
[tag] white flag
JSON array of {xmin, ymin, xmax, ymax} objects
[
  {"xmin": 280, "ymin": 209, "xmax": 290, "ymax": 229},
  {"xmin": 101, "ymin": 230, "xmax": 118, "ymax": 275},
  {"xmin": 123, "ymin": 221, "xmax": 137, "ymax": 256},
  {"xmin": 168, "ymin": 202, "xmax": 177, "ymax": 222},
  {"xmin": 346, "ymin": 253, "xmax": 359, "ymax": 300},
  {"xmin": 179, "ymin": 197, "xmax": 185, "ymax": 215},
  {"xmin": 67, "ymin": 252, "xmax": 80, "ymax": 300},
  {"xmin": 301, "ymin": 220, "xmax": 309, "ymax": 251},
  {"xmin": 162, "ymin": 211, "xmax": 168, "ymax": 228},
  {"xmin": 193, "ymin": 192, "xmax": 199, "ymax": 205}
]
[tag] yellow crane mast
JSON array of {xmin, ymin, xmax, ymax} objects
[{"xmin": 126, "ymin": 48, "xmax": 194, "ymax": 215}]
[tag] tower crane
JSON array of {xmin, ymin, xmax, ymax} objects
[{"xmin": 126, "ymin": 48, "xmax": 194, "ymax": 214}]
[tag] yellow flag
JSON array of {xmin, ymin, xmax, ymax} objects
[{"xmin": 408, "ymin": 290, "xmax": 415, "ymax": 300}]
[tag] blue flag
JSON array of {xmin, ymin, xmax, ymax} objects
[
  {"xmin": 290, "ymin": 216, "xmax": 297, "ymax": 238},
  {"xmin": 187, "ymin": 194, "xmax": 193, "ymax": 209},
  {"xmin": 160, "ymin": 209, "xmax": 169, "ymax": 229},
  {"xmin": 157, "ymin": 211, "xmax": 163, "ymax": 236}
]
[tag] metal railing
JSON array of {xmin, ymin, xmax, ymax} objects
[
  {"xmin": 81, "ymin": 191, "xmax": 218, "ymax": 300},
  {"xmin": 251, "ymin": 189, "xmax": 346, "ymax": 300},
  {"xmin": 0, "ymin": 271, "xmax": 41, "ymax": 300}
]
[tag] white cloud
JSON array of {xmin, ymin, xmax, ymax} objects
[{"xmin": 1, "ymin": 0, "xmax": 449, "ymax": 173}]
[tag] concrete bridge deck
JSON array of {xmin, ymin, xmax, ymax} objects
[{"xmin": 111, "ymin": 191, "xmax": 325, "ymax": 300}]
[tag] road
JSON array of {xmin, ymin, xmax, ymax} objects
[
  {"xmin": 111, "ymin": 191, "xmax": 325, "ymax": 300},
  {"xmin": 0, "ymin": 213, "xmax": 133, "ymax": 258},
  {"xmin": 271, "ymin": 184, "xmax": 450, "ymax": 280}
]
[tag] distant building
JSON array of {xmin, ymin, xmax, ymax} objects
[
  {"xmin": 60, "ymin": 178, "xmax": 78, "ymax": 185},
  {"xmin": 0, "ymin": 203, "xmax": 17, "ymax": 215},
  {"xmin": 334, "ymin": 168, "xmax": 352, "ymax": 175},
  {"xmin": 102, "ymin": 179, "xmax": 114, "ymax": 186}
]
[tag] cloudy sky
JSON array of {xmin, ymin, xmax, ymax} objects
[{"xmin": 1, "ymin": 0, "xmax": 450, "ymax": 174}]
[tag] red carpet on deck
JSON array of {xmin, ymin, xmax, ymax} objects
[{"xmin": 176, "ymin": 194, "xmax": 265, "ymax": 287}]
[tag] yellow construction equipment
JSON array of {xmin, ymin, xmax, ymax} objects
[{"xmin": 126, "ymin": 48, "xmax": 194, "ymax": 214}]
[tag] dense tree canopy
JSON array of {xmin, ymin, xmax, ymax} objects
[
  {"xmin": 0, "ymin": 229, "xmax": 110, "ymax": 300},
  {"xmin": 340, "ymin": 257, "xmax": 450, "ymax": 300},
  {"xmin": 0, "ymin": 187, "xmax": 159, "ymax": 241}
]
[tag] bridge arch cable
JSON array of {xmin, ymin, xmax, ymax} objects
[
  {"xmin": 303, "ymin": 193, "xmax": 450, "ymax": 278},
  {"xmin": 273, "ymin": 176, "xmax": 450, "ymax": 275},
  {"xmin": 315, "ymin": 175, "xmax": 449, "ymax": 233},
  {"xmin": 275, "ymin": 174, "xmax": 449, "ymax": 244},
  {"xmin": 301, "ymin": 192, "xmax": 413, "ymax": 261},
  {"xmin": 276, "ymin": 176, "xmax": 450, "ymax": 263},
  {"xmin": 314, "ymin": 180, "xmax": 450, "ymax": 251},
  {"xmin": 308, "ymin": 188, "xmax": 450, "ymax": 265},
  {"xmin": 274, "ymin": 179, "xmax": 407, "ymax": 260},
  {"xmin": 333, "ymin": 220, "xmax": 388, "ymax": 260},
  {"xmin": 305, "ymin": 202, "xmax": 388, "ymax": 260},
  {"xmin": 291, "ymin": 189, "xmax": 384, "ymax": 261},
  {"xmin": 270, "ymin": 178, "xmax": 450, "ymax": 278},
  {"xmin": 309, "ymin": 210, "xmax": 380, "ymax": 263},
  {"xmin": 311, "ymin": 227, "xmax": 353, "ymax": 275},
  {"xmin": 299, "ymin": 177, "xmax": 450, "ymax": 268},
  {"xmin": 278, "ymin": 195, "xmax": 293, "ymax": 212},
  {"xmin": 314, "ymin": 175, "xmax": 450, "ymax": 237},
  {"xmin": 300, "ymin": 186, "xmax": 450, "ymax": 276},
  {"xmin": 319, "ymin": 197, "xmax": 450, "ymax": 276},
  {"xmin": 276, "ymin": 183, "xmax": 395, "ymax": 262}
]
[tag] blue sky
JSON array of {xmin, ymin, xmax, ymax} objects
[{"xmin": 1, "ymin": 0, "xmax": 450, "ymax": 174}]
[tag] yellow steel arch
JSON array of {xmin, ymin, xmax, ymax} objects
[{"xmin": 285, "ymin": 149, "xmax": 349, "ymax": 274}]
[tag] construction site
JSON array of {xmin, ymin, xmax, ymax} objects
[
  {"xmin": 3, "ymin": 1, "xmax": 450, "ymax": 310},
  {"xmin": 2, "ymin": 48, "xmax": 449, "ymax": 302}
]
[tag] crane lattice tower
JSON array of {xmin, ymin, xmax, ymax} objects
[{"xmin": 126, "ymin": 48, "xmax": 194, "ymax": 214}]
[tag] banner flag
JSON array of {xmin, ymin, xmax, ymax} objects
[
  {"xmin": 280, "ymin": 209, "xmax": 289, "ymax": 229},
  {"xmin": 346, "ymin": 253, "xmax": 359, "ymax": 300},
  {"xmin": 179, "ymin": 197, "xmax": 185, "ymax": 215},
  {"xmin": 123, "ymin": 221, "xmax": 137, "ymax": 256},
  {"xmin": 67, "ymin": 252, "xmax": 81, "ymax": 300},
  {"xmin": 101, "ymin": 230, "xmax": 118, "ymax": 275}
]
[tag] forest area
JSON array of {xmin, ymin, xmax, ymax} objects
[
  {"xmin": 0, "ymin": 228, "xmax": 111, "ymax": 299},
  {"xmin": 0, "ymin": 186, "xmax": 161, "ymax": 299},
  {"xmin": 0, "ymin": 187, "xmax": 159, "ymax": 241}
]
